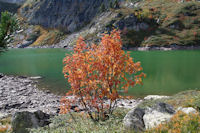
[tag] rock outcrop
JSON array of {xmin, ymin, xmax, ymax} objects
[{"xmin": 20, "ymin": 0, "xmax": 113, "ymax": 33}]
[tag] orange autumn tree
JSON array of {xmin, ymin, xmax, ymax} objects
[{"xmin": 61, "ymin": 30, "xmax": 145, "ymax": 122}]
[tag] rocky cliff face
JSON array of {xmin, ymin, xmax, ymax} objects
[
  {"xmin": 0, "ymin": 1, "xmax": 20, "ymax": 16},
  {"xmin": 0, "ymin": 0, "xmax": 25, "ymax": 4},
  {"xmin": 20, "ymin": 0, "xmax": 112, "ymax": 32}
]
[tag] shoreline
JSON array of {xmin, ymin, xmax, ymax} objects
[
  {"xmin": 9, "ymin": 44, "xmax": 200, "ymax": 51},
  {"xmin": 0, "ymin": 74, "xmax": 144, "ymax": 116},
  {"xmin": 1, "ymin": 73, "xmax": 199, "ymax": 132},
  {"xmin": 128, "ymin": 45, "xmax": 200, "ymax": 51}
]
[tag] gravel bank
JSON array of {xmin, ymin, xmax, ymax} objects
[{"xmin": 0, "ymin": 74, "xmax": 60, "ymax": 115}]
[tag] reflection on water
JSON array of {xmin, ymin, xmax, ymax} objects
[{"xmin": 0, "ymin": 49, "xmax": 200, "ymax": 97}]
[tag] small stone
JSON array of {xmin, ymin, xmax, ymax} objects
[
  {"xmin": 0, "ymin": 112, "xmax": 8, "ymax": 119},
  {"xmin": 0, "ymin": 73, "xmax": 4, "ymax": 78},
  {"xmin": 29, "ymin": 76, "xmax": 42, "ymax": 80},
  {"xmin": 177, "ymin": 107, "xmax": 197, "ymax": 114},
  {"xmin": 144, "ymin": 95, "xmax": 169, "ymax": 100}
]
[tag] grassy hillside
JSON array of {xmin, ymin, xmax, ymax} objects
[{"xmin": 120, "ymin": 0, "xmax": 200, "ymax": 47}]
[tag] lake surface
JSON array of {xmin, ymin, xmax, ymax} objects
[{"xmin": 0, "ymin": 49, "xmax": 200, "ymax": 97}]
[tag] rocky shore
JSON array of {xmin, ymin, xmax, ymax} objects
[
  {"xmin": 0, "ymin": 74, "xmax": 143, "ymax": 116},
  {"xmin": 0, "ymin": 73, "xmax": 60, "ymax": 116},
  {"xmin": 0, "ymin": 74, "xmax": 199, "ymax": 132},
  {"xmin": 10, "ymin": 43, "xmax": 200, "ymax": 51}
]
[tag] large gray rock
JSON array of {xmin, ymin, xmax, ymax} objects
[
  {"xmin": 143, "ymin": 103, "xmax": 175, "ymax": 129},
  {"xmin": 123, "ymin": 108, "xmax": 145, "ymax": 132},
  {"xmin": 12, "ymin": 110, "xmax": 51, "ymax": 133},
  {"xmin": 143, "ymin": 108, "xmax": 174, "ymax": 129},
  {"xmin": 124, "ymin": 102, "xmax": 176, "ymax": 131}
]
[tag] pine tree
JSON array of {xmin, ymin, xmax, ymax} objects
[
  {"xmin": 100, "ymin": 3, "xmax": 106, "ymax": 12},
  {"xmin": 109, "ymin": 0, "xmax": 113, "ymax": 9},
  {"xmin": 114, "ymin": 0, "xmax": 120, "ymax": 9},
  {"xmin": 0, "ymin": 11, "xmax": 17, "ymax": 51}
]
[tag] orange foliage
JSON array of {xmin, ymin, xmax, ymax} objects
[
  {"xmin": 0, "ymin": 125, "xmax": 9, "ymax": 132},
  {"xmin": 60, "ymin": 30, "xmax": 145, "ymax": 121}
]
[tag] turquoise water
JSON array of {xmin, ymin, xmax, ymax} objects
[{"xmin": 0, "ymin": 49, "xmax": 200, "ymax": 97}]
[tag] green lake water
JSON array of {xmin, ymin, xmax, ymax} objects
[{"xmin": 0, "ymin": 49, "xmax": 200, "ymax": 97}]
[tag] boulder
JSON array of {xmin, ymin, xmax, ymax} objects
[
  {"xmin": 123, "ymin": 108, "xmax": 145, "ymax": 132},
  {"xmin": 143, "ymin": 109, "xmax": 173, "ymax": 129},
  {"xmin": 124, "ymin": 102, "xmax": 176, "ymax": 131},
  {"xmin": 0, "ymin": 73, "xmax": 4, "ymax": 78},
  {"xmin": 11, "ymin": 110, "xmax": 51, "ymax": 133},
  {"xmin": 143, "ymin": 103, "xmax": 175, "ymax": 129}
]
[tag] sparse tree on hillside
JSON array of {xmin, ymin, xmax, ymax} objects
[
  {"xmin": 100, "ymin": 3, "xmax": 106, "ymax": 12},
  {"xmin": 114, "ymin": 0, "xmax": 120, "ymax": 9},
  {"xmin": 109, "ymin": 0, "xmax": 113, "ymax": 9}
]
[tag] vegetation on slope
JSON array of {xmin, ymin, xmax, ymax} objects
[
  {"xmin": 122, "ymin": 0, "xmax": 200, "ymax": 47},
  {"xmin": 8, "ymin": 0, "xmax": 200, "ymax": 48},
  {"xmin": 0, "ymin": 11, "xmax": 18, "ymax": 51},
  {"xmin": 71, "ymin": 0, "xmax": 200, "ymax": 48},
  {"xmin": 30, "ymin": 26, "xmax": 64, "ymax": 46}
]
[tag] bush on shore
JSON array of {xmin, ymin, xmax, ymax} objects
[{"xmin": 61, "ymin": 30, "xmax": 145, "ymax": 122}]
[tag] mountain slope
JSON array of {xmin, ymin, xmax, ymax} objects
[
  {"xmin": 10, "ymin": 0, "xmax": 200, "ymax": 48},
  {"xmin": 20, "ymin": 0, "xmax": 113, "ymax": 33}
]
